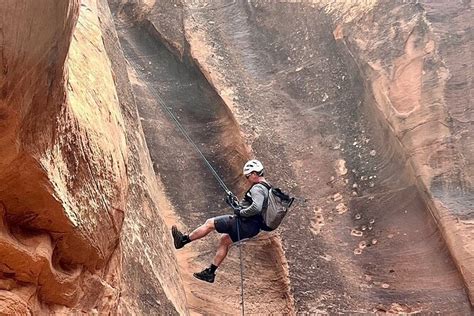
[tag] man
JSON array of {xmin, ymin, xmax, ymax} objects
[{"xmin": 171, "ymin": 159, "xmax": 269, "ymax": 283}]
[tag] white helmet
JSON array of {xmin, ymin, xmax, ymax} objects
[{"xmin": 243, "ymin": 159, "xmax": 264, "ymax": 176}]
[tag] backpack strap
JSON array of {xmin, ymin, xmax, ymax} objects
[
  {"xmin": 256, "ymin": 182, "xmax": 271, "ymax": 214},
  {"xmin": 257, "ymin": 182, "xmax": 273, "ymax": 231},
  {"xmin": 244, "ymin": 182, "xmax": 270, "ymax": 204},
  {"xmin": 257, "ymin": 182, "xmax": 271, "ymax": 207}
]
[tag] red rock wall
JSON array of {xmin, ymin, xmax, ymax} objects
[
  {"xmin": 0, "ymin": 1, "xmax": 87, "ymax": 313},
  {"xmin": 125, "ymin": 0, "xmax": 472, "ymax": 312},
  {"xmin": 1, "ymin": 0, "xmax": 471, "ymax": 314},
  {"xmin": 1, "ymin": 0, "xmax": 189, "ymax": 314},
  {"xmin": 95, "ymin": 0, "xmax": 188, "ymax": 313},
  {"xmin": 333, "ymin": 0, "xmax": 473, "ymax": 302}
]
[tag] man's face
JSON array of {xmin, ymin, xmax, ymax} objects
[{"xmin": 245, "ymin": 172, "xmax": 257, "ymax": 183}]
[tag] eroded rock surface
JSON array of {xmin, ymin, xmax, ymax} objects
[
  {"xmin": 110, "ymin": 0, "xmax": 472, "ymax": 314},
  {"xmin": 1, "ymin": 0, "xmax": 184, "ymax": 314},
  {"xmin": 1, "ymin": 0, "xmax": 472, "ymax": 314},
  {"xmin": 332, "ymin": 0, "xmax": 473, "ymax": 304}
]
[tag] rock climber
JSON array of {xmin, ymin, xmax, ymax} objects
[{"xmin": 171, "ymin": 159, "xmax": 269, "ymax": 283}]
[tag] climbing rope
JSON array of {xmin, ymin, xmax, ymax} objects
[
  {"xmin": 153, "ymin": 90, "xmax": 246, "ymax": 315},
  {"xmin": 236, "ymin": 218, "xmax": 245, "ymax": 316},
  {"xmin": 154, "ymin": 92, "xmax": 233, "ymax": 196}
]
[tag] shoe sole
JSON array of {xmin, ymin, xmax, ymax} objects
[
  {"xmin": 172, "ymin": 226, "xmax": 183, "ymax": 249},
  {"xmin": 193, "ymin": 273, "xmax": 215, "ymax": 283}
]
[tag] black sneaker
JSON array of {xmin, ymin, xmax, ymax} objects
[
  {"xmin": 172, "ymin": 225, "xmax": 186, "ymax": 249},
  {"xmin": 193, "ymin": 268, "xmax": 215, "ymax": 283}
]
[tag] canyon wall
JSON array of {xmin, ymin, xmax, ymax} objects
[
  {"xmin": 113, "ymin": 0, "xmax": 472, "ymax": 313},
  {"xmin": 331, "ymin": 0, "xmax": 473, "ymax": 303},
  {"xmin": 0, "ymin": 0, "xmax": 471, "ymax": 314},
  {"xmin": 0, "ymin": 0, "xmax": 185, "ymax": 314}
]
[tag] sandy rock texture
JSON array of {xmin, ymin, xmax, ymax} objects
[
  {"xmin": 1, "ymin": 0, "xmax": 185, "ymax": 314},
  {"xmin": 332, "ymin": 0, "xmax": 473, "ymax": 303},
  {"xmin": 110, "ymin": 0, "xmax": 472, "ymax": 314},
  {"xmin": 1, "ymin": 0, "xmax": 472, "ymax": 314}
]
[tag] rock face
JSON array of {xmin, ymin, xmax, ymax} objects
[
  {"xmin": 0, "ymin": 1, "xmax": 99, "ymax": 313},
  {"xmin": 333, "ymin": 0, "xmax": 473, "ymax": 305},
  {"xmin": 1, "ymin": 0, "xmax": 184, "ymax": 314},
  {"xmin": 1, "ymin": 0, "xmax": 472, "ymax": 314},
  {"xmin": 110, "ymin": 0, "xmax": 472, "ymax": 314}
]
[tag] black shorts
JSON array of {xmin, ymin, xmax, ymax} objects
[{"xmin": 214, "ymin": 215, "xmax": 261, "ymax": 242}]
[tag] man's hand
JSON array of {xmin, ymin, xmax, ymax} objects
[
  {"xmin": 233, "ymin": 208, "xmax": 241, "ymax": 217},
  {"xmin": 225, "ymin": 192, "xmax": 240, "ymax": 209},
  {"xmin": 225, "ymin": 192, "xmax": 241, "ymax": 216}
]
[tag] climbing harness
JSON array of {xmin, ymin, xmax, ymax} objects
[{"xmin": 154, "ymin": 91, "xmax": 246, "ymax": 314}]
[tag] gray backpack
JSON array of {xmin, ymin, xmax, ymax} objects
[{"xmin": 259, "ymin": 182, "xmax": 294, "ymax": 231}]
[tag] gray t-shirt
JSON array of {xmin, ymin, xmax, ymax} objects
[{"xmin": 239, "ymin": 183, "xmax": 268, "ymax": 217}]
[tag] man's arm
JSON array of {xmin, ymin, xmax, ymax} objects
[{"xmin": 238, "ymin": 185, "xmax": 267, "ymax": 217}]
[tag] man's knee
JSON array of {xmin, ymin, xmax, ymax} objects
[
  {"xmin": 220, "ymin": 234, "xmax": 233, "ymax": 246},
  {"xmin": 204, "ymin": 218, "xmax": 216, "ymax": 230}
]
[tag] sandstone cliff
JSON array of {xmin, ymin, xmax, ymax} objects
[
  {"xmin": 0, "ymin": 0, "xmax": 471, "ymax": 314},
  {"xmin": 1, "ymin": 0, "xmax": 184, "ymax": 314},
  {"xmin": 111, "ymin": 0, "xmax": 473, "ymax": 313}
]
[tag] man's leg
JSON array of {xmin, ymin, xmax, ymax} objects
[
  {"xmin": 212, "ymin": 234, "xmax": 233, "ymax": 266},
  {"xmin": 172, "ymin": 218, "xmax": 215, "ymax": 249},
  {"xmin": 189, "ymin": 218, "xmax": 216, "ymax": 241},
  {"xmin": 194, "ymin": 234, "xmax": 233, "ymax": 283}
]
